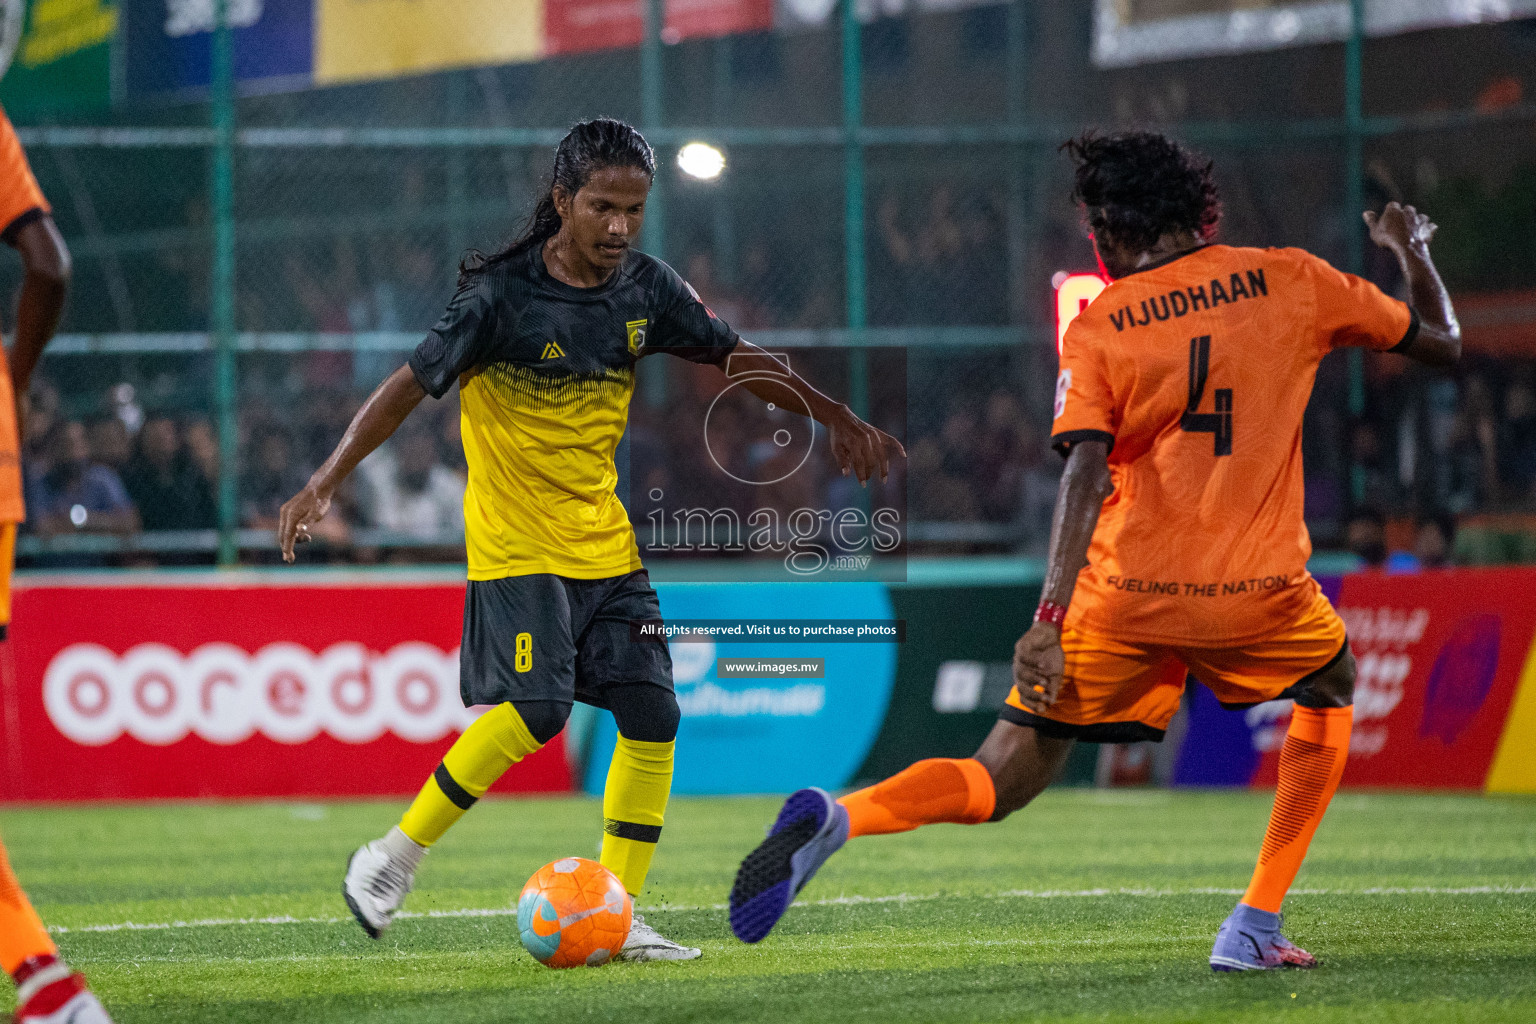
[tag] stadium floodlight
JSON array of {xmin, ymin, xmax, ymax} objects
[{"xmin": 677, "ymin": 142, "xmax": 725, "ymax": 181}]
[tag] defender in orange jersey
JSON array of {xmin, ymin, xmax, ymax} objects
[
  {"xmin": 730, "ymin": 131, "xmax": 1462, "ymax": 972},
  {"xmin": 0, "ymin": 106, "xmax": 112, "ymax": 1023}
]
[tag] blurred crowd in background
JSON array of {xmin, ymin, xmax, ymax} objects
[
  {"xmin": 28, "ymin": 335, "xmax": 1536, "ymax": 572},
  {"xmin": 19, "ymin": 375, "xmax": 468, "ymax": 565},
  {"xmin": 16, "ymin": 150, "xmax": 1536, "ymax": 569},
  {"xmin": 5, "ymin": 7, "xmax": 1535, "ymax": 568}
]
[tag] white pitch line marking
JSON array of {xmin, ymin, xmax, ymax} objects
[
  {"xmin": 828, "ymin": 932, "xmax": 1211, "ymax": 953},
  {"xmin": 47, "ymin": 885, "xmax": 1536, "ymax": 935}
]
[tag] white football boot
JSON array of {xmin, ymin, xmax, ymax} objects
[
  {"xmin": 15, "ymin": 959, "xmax": 115, "ymax": 1023},
  {"xmin": 616, "ymin": 913, "xmax": 703, "ymax": 962},
  {"xmin": 343, "ymin": 826, "xmax": 426, "ymax": 938}
]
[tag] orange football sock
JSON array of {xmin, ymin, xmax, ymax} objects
[
  {"xmin": 838, "ymin": 758, "xmax": 996, "ymax": 838},
  {"xmin": 1242, "ymin": 705, "xmax": 1353, "ymax": 913},
  {"xmin": 0, "ymin": 839, "xmax": 57, "ymax": 976}
]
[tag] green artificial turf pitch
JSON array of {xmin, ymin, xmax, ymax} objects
[{"xmin": 2, "ymin": 790, "xmax": 1533, "ymax": 1023}]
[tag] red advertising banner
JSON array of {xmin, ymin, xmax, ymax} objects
[
  {"xmin": 1251, "ymin": 569, "xmax": 1536, "ymax": 789},
  {"xmin": 0, "ymin": 581, "xmax": 570, "ymax": 801},
  {"xmin": 544, "ymin": 0, "xmax": 772, "ymax": 55}
]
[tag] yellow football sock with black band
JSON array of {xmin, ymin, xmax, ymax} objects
[
  {"xmin": 399, "ymin": 703, "xmax": 543, "ymax": 847},
  {"xmin": 599, "ymin": 735, "xmax": 675, "ymax": 896}
]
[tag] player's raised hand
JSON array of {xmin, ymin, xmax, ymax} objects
[
  {"xmin": 1012, "ymin": 621, "xmax": 1064, "ymax": 711},
  {"xmin": 1364, "ymin": 201, "xmax": 1437, "ymax": 253},
  {"xmin": 828, "ymin": 404, "xmax": 906, "ymax": 485},
  {"xmin": 278, "ymin": 484, "xmax": 332, "ymax": 563}
]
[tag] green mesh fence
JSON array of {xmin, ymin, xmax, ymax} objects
[{"xmin": 4, "ymin": 2, "xmax": 1534, "ymax": 566}]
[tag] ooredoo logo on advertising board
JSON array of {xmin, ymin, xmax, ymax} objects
[
  {"xmin": 4, "ymin": 582, "xmax": 570, "ymax": 801},
  {"xmin": 43, "ymin": 641, "xmax": 471, "ymax": 747}
]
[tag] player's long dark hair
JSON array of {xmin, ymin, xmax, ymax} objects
[
  {"xmin": 1062, "ymin": 131, "xmax": 1220, "ymax": 253},
  {"xmin": 459, "ymin": 118, "xmax": 656, "ymax": 282}
]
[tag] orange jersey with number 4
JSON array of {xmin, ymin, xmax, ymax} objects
[
  {"xmin": 0, "ymin": 106, "xmax": 50, "ymax": 523},
  {"xmin": 1052, "ymin": 244, "xmax": 1414, "ymax": 645}
]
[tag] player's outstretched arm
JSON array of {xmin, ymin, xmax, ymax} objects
[
  {"xmin": 1363, "ymin": 201, "xmax": 1461, "ymax": 367},
  {"xmin": 278, "ymin": 364, "xmax": 425, "ymax": 561},
  {"xmin": 721, "ymin": 339, "xmax": 906, "ymax": 485},
  {"xmin": 1013, "ymin": 439, "xmax": 1112, "ymax": 711},
  {"xmin": 7, "ymin": 215, "xmax": 70, "ymax": 405}
]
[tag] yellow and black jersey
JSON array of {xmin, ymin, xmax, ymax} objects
[{"xmin": 409, "ymin": 245, "xmax": 739, "ymax": 580}]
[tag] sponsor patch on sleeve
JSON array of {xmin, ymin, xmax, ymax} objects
[{"xmin": 1054, "ymin": 368, "xmax": 1072, "ymax": 420}]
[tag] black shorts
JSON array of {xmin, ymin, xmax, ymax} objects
[{"xmin": 459, "ymin": 569, "xmax": 673, "ymax": 709}]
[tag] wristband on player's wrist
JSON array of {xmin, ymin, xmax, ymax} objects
[{"xmin": 1034, "ymin": 601, "xmax": 1067, "ymax": 627}]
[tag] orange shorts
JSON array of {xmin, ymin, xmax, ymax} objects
[{"xmin": 1003, "ymin": 585, "xmax": 1347, "ymax": 743}]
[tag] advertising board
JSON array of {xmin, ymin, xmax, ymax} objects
[
  {"xmin": 2, "ymin": 580, "xmax": 570, "ymax": 800},
  {"xmin": 6, "ymin": 567, "xmax": 1533, "ymax": 801},
  {"xmin": 584, "ymin": 581, "xmax": 899, "ymax": 795},
  {"xmin": 1175, "ymin": 569, "xmax": 1536, "ymax": 792}
]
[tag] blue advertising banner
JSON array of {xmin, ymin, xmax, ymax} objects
[
  {"xmin": 124, "ymin": 0, "xmax": 313, "ymax": 98},
  {"xmin": 585, "ymin": 583, "xmax": 899, "ymax": 796}
]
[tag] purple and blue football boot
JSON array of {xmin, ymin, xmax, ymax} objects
[
  {"xmin": 729, "ymin": 788, "xmax": 850, "ymax": 943},
  {"xmin": 1210, "ymin": 903, "xmax": 1318, "ymax": 971}
]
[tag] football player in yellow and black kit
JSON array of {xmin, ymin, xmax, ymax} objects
[{"xmin": 278, "ymin": 118, "xmax": 902, "ymax": 960}]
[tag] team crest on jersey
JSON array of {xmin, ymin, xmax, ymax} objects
[
  {"xmin": 626, "ymin": 318, "xmax": 649, "ymax": 354},
  {"xmin": 541, "ymin": 341, "xmax": 565, "ymax": 360},
  {"xmin": 1054, "ymin": 369, "xmax": 1071, "ymax": 420}
]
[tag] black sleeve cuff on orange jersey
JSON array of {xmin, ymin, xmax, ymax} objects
[
  {"xmin": 0, "ymin": 206, "xmax": 46, "ymax": 248},
  {"xmin": 1386, "ymin": 309, "xmax": 1421, "ymax": 354},
  {"xmin": 1050, "ymin": 429, "xmax": 1115, "ymax": 459}
]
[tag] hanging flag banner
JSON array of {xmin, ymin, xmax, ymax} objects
[
  {"xmin": 545, "ymin": 0, "xmax": 773, "ymax": 56},
  {"xmin": 123, "ymin": 0, "xmax": 314, "ymax": 99},
  {"xmin": 1093, "ymin": 0, "xmax": 1536, "ymax": 68},
  {"xmin": 0, "ymin": 0, "xmax": 116, "ymax": 117},
  {"xmin": 775, "ymin": 0, "xmax": 1002, "ymax": 32},
  {"xmin": 314, "ymin": 0, "xmax": 542, "ymax": 86},
  {"xmin": 665, "ymin": 0, "xmax": 774, "ymax": 43}
]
